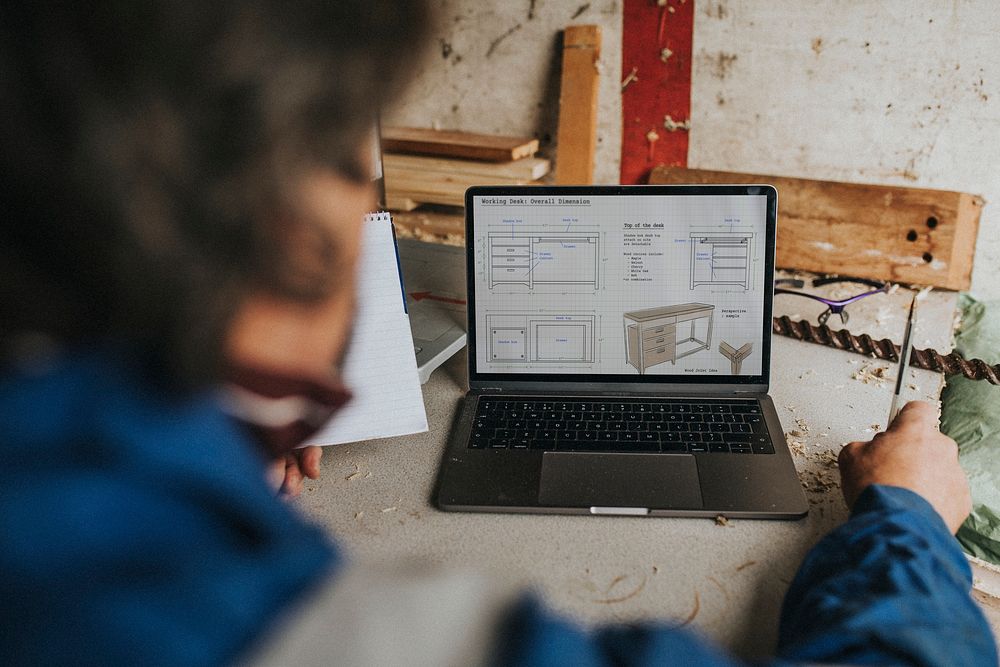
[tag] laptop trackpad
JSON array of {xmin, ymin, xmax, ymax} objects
[{"xmin": 538, "ymin": 452, "xmax": 703, "ymax": 510}]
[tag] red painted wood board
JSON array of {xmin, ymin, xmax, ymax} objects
[{"xmin": 620, "ymin": 0, "xmax": 694, "ymax": 184}]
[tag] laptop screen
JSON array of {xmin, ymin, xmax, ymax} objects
[{"xmin": 466, "ymin": 186, "xmax": 775, "ymax": 385}]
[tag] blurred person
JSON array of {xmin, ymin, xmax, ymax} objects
[{"xmin": 0, "ymin": 2, "xmax": 995, "ymax": 665}]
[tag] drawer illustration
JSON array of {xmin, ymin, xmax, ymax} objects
[
  {"xmin": 489, "ymin": 327, "xmax": 526, "ymax": 361},
  {"xmin": 643, "ymin": 344, "xmax": 676, "ymax": 367},
  {"xmin": 487, "ymin": 232, "xmax": 600, "ymax": 289},
  {"xmin": 642, "ymin": 323, "xmax": 676, "ymax": 340}
]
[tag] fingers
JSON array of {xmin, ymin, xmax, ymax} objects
[
  {"xmin": 887, "ymin": 400, "xmax": 938, "ymax": 433},
  {"xmin": 281, "ymin": 455, "xmax": 305, "ymax": 497},
  {"xmin": 838, "ymin": 440, "xmax": 864, "ymax": 467},
  {"xmin": 266, "ymin": 457, "xmax": 286, "ymax": 492},
  {"xmin": 299, "ymin": 446, "xmax": 323, "ymax": 479}
]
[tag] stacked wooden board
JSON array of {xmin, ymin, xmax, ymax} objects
[{"xmin": 382, "ymin": 127, "xmax": 549, "ymax": 210}]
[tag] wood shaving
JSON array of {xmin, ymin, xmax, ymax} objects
[
  {"xmin": 676, "ymin": 590, "xmax": 701, "ymax": 627},
  {"xmin": 735, "ymin": 560, "xmax": 757, "ymax": 572},
  {"xmin": 707, "ymin": 575, "xmax": 730, "ymax": 602},
  {"xmin": 346, "ymin": 471, "xmax": 362, "ymax": 481},
  {"xmin": 355, "ymin": 511, "xmax": 364, "ymax": 519},
  {"xmin": 381, "ymin": 506, "xmax": 397, "ymax": 513},
  {"xmin": 592, "ymin": 574, "xmax": 647, "ymax": 605},
  {"xmin": 660, "ymin": 47, "xmax": 673, "ymax": 62},
  {"xmin": 714, "ymin": 515, "xmax": 733, "ymax": 527}
]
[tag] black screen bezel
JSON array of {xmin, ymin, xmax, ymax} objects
[{"xmin": 465, "ymin": 184, "xmax": 777, "ymax": 387}]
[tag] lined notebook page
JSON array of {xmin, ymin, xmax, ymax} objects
[{"xmin": 308, "ymin": 212, "xmax": 428, "ymax": 446}]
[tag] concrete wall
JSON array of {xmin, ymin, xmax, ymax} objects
[
  {"xmin": 390, "ymin": 0, "xmax": 998, "ymax": 297},
  {"xmin": 384, "ymin": 0, "xmax": 623, "ymax": 185},
  {"xmin": 690, "ymin": 0, "xmax": 1000, "ymax": 298}
]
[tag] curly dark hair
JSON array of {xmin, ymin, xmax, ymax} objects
[{"xmin": 0, "ymin": 0, "xmax": 431, "ymax": 388}]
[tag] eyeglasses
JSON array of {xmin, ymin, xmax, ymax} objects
[{"xmin": 774, "ymin": 277, "xmax": 888, "ymax": 325}]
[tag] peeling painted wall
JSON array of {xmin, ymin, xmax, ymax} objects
[
  {"xmin": 384, "ymin": 0, "xmax": 623, "ymax": 185},
  {"xmin": 391, "ymin": 1, "xmax": 998, "ymax": 298},
  {"xmin": 688, "ymin": 0, "xmax": 1000, "ymax": 298}
]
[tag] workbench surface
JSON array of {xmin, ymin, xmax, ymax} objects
[{"xmin": 296, "ymin": 283, "xmax": 999, "ymax": 658}]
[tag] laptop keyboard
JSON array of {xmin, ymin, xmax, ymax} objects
[{"xmin": 468, "ymin": 398, "xmax": 774, "ymax": 454}]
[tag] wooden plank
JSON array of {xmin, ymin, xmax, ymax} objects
[
  {"xmin": 391, "ymin": 209, "xmax": 466, "ymax": 242},
  {"xmin": 554, "ymin": 25, "xmax": 601, "ymax": 184},
  {"xmin": 385, "ymin": 193, "xmax": 419, "ymax": 212},
  {"xmin": 383, "ymin": 153, "xmax": 550, "ymax": 181},
  {"xmin": 649, "ymin": 166, "xmax": 983, "ymax": 290},
  {"xmin": 382, "ymin": 127, "xmax": 538, "ymax": 162},
  {"xmin": 385, "ymin": 165, "xmax": 536, "ymax": 208}
]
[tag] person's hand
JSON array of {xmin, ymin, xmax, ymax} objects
[
  {"xmin": 838, "ymin": 400, "xmax": 971, "ymax": 533},
  {"xmin": 266, "ymin": 446, "xmax": 323, "ymax": 498}
]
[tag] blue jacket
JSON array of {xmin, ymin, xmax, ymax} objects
[{"xmin": 1, "ymin": 353, "xmax": 995, "ymax": 665}]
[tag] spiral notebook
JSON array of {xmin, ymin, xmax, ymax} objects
[{"xmin": 308, "ymin": 212, "xmax": 428, "ymax": 446}]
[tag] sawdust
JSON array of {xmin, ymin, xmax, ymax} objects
[
  {"xmin": 800, "ymin": 468, "xmax": 840, "ymax": 494},
  {"xmin": 787, "ymin": 438, "xmax": 806, "ymax": 456},
  {"xmin": 852, "ymin": 362, "xmax": 893, "ymax": 387}
]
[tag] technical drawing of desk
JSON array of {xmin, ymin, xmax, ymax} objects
[
  {"xmin": 488, "ymin": 232, "xmax": 599, "ymax": 289},
  {"xmin": 623, "ymin": 303, "xmax": 714, "ymax": 374},
  {"xmin": 690, "ymin": 233, "xmax": 752, "ymax": 289}
]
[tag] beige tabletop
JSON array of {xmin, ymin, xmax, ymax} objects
[{"xmin": 296, "ymin": 282, "xmax": 998, "ymax": 659}]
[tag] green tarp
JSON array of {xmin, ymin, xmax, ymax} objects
[{"xmin": 940, "ymin": 294, "xmax": 1000, "ymax": 565}]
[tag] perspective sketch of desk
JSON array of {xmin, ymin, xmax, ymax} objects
[
  {"xmin": 624, "ymin": 303, "xmax": 714, "ymax": 374},
  {"xmin": 489, "ymin": 232, "xmax": 599, "ymax": 289}
]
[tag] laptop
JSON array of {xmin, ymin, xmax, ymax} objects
[{"xmin": 435, "ymin": 185, "xmax": 808, "ymax": 519}]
